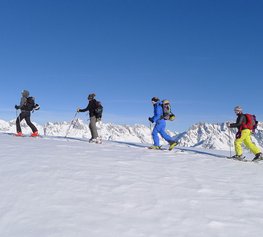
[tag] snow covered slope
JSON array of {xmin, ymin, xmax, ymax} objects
[{"xmin": 0, "ymin": 133, "xmax": 263, "ymax": 237}]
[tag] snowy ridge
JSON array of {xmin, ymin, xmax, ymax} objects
[
  {"xmin": 0, "ymin": 119, "xmax": 175, "ymax": 144},
  {"xmin": 1, "ymin": 119, "xmax": 262, "ymax": 150}
]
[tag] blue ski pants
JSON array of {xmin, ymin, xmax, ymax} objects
[{"xmin": 152, "ymin": 119, "xmax": 174, "ymax": 146}]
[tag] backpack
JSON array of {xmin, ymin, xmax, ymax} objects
[
  {"xmin": 23, "ymin": 97, "xmax": 40, "ymax": 111},
  {"xmin": 162, "ymin": 100, "xmax": 175, "ymax": 121},
  {"xmin": 242, "ymin": 114, "xmax": 258, "ymax": 132},
  {"xmin": 94, "ymin": 101, "xmax": 103, "ymax": 119}
]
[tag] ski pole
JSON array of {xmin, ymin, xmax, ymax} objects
[
  {"xmin": 65, "ymin": 111, "xmax": 78, "ymax": 138},
  {"xmin": 149, "ymin": 122, "xmax": 154, "ymax": 144},
  {"xmin": 228, "ymin": 126, "xmax": 232, "ymax": 158},
  {"xmin": 16, "ymin": 109, "xmax": 21, "ymax": 126}
]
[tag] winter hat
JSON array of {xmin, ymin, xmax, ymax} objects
[
  {"xmin": 151, "ymin": 97, "xmax": 160, "ymax": 103},
  {"xmin": 88, "ymin": 93, "xmax": 96, "ymax": 100},
  {"xmin": 234, "ymin": 106, "xmax": 243, "ymax": 113},
  {"xmin": 21, "ymin": 90, "xmax": 29, "ymax": 97}
]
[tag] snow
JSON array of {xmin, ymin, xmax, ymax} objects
[{"xmin": 1, "ymin": 133, "xmax": 263, "ymax": 237}]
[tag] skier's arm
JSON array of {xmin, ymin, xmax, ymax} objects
[
  {"xmin": 78, "ymin": 106, "xmax": 89, "ymax": 112},
  {"xmin": 229, "ymin": 115, "xmax": 246, "ymax": 128},
  {"xmin": 152, "ymin": 105, "xmax": 163, "ymax": 123},
  {"xmin": 15, "ymin": 97, "xmax": 27, "ymax": 110}
]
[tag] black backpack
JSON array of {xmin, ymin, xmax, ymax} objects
[
  {"xmin": 22, "ymin": 97, "xmax": 40, "ymax": 111},
  {"xmin": 94, "ymin": 101, "xmax": 103, "ymax": 119}
]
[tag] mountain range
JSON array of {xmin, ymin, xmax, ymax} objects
[{"xmin": 0, "ymin": 118, "xmax": 262, "ymax": 150}]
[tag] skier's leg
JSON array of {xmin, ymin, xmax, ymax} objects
[
  {"xmin": 159, "ymin": 128, "xmax": 173, "ymax": 142},
  {"xmin": 16, "ymin": 112, "xmax": 26, "ymax": 133},
  {"xmin": 16, "ymin": 114, "xmax": 22, "ymax": 133},
  {"xmin": 234, "ymin": 130, "xmax": 247, "ymax": 156},
  {"xmin": 158, "ymin": 120, "xmax": 174, "ymax": 142},
  {"xmin": 89, "ymin": 116, "xmax": 98, "ymax": 139},
  {"xmin": 24, "ymin": 112, "xmax": 37, "ymax": 132},
  {"xmin": 243, "ymin": 130, "xmax": 261, "ymax": 155},
  {"xmin": 152, "ymin": 124, "xmax": 160, "ymax": 146}
]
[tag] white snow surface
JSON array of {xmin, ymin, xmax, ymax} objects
[{"xmin": 1, "ymin": 133, "xmax": 263, "ymax": 237}]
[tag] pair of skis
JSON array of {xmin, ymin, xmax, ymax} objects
[{"xmin": 226, "ymin": 156, "xmax": 263, "ymax": 163}]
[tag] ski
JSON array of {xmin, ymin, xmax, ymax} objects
[
  {"xmin": 226, "ymin": 156, "xmax": 250, "ymax": 162},
  {"xmin": 5, "ymin": 132, "xmax": 43, "ymax": 138},
  {"xmin": 147, "ymin": 147, "xmax": 167, "ymax": 151},
  {"xmin": 226, "ymin": 156, "xmax": 263, "ymax": 163}
]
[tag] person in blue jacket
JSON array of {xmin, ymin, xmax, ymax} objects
[{"xmin": 148, "ymin": 97, "xmax": 177, "ymax": 150}]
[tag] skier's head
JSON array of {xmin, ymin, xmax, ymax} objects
[
  {"xmin": 88, "ymin": 93, "xmax": 96, "ymax": 100},
  {"xmin": 151, "ymin": 97, "xmax": 159, "ymax": 104},
  {"xmin": 234, "ymin": 106, "xmax": 243, "ymax": 114},
  {"xmin": 21, "ymin": 90, "xmax": 29, "ymax": 97}
]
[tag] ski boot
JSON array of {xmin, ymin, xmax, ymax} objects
[
  {"xmin": 231, "ymin": 154, "xmax": 245, "ymax": 161},
  {"xmin": 94, "ymin": 137, "xmax": 102, "ymax": 144},
  {"xmin": 252, "ymin": 153, "xmax": 263, "ymax": 162},
  {"xmin": 15, "ymin": 132, "xmax": 23, "ymax": 137},
  {"xmin": 89, "ymin": 137, "xmax": 102, "ymax": 144},
  {"xmin": 31, "ymin": 131, "xmax": 39, "ymax": 137},
  {"xmin": 168, "ymin": 141, "xmax": 178, "ymax": 151},
  {"xmin": 89, "ymin": 138, "xmax": 96, "ymax": 143}
]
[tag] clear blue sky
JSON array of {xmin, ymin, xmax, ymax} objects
[{"xmin": 0, "ymin": 0, "xmax": 262, "ymax": 132}]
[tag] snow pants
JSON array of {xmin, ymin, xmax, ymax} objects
[
  {"xmin": 234, "ymin": 129, "xmax": 261, "ymax": 156},
  {"xmin": 152, "ymin": 119, "xmax": 174, "ymax": 146},
  {"xmin": 16, "ymin": 111, "xmax": 37, "ymax": 133},
  {"xmin": 89, "ymin": 116, "xmax": 98, "ymax": 139}
]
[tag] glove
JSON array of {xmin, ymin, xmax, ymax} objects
[
  {"xmin": 148, "ymin": 117, "xmax": 154, "ymax": 123},
  {"xmin": 77, "ymin": 108, "xmax": 80, "ymax": 112},
  {"xmin": 226, "ymin": 122, "xmax": 231, "ymax": 127},
  {"xmin": 236, "ymin": 131, "xmax": 241, "ymax": 139},
  {"xmin": 15, "ymin": 105, "xmax": 20, "ymax": 110}
]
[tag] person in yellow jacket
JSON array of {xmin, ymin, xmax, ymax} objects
[{"xmin": 227, "ymin": 106, "xmax": 262, "ymax": 161}]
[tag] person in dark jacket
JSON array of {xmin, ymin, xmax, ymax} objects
[
  {"xmin": 227, "ymin": 106, "xmax": 262, "ymax": 161},
  {"xmin": 15, "ymin": 90, "xmax": 38, "ymax": 137},
  {"xmin": 77, "ymin": 93, "xmax": 101, "ymax": 143}
]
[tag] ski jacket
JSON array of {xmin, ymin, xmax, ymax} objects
[
  {"xmin": 16, "ymin": 90, "xmax": 32, "ymax": 112},
  {"xmin": 19, "ymin": 96, "xmax": 27, "ymax": 109},
  {"xmin": 150, "ymin": 101, "xmax": 164, "ymax": 123},
  {"xmin": 79, "ymin": 99, "xmax": 98, "ymax": 118},
  {"xmin": 229, "ymin": 114, "xmax": 247, "ymax": 131}
]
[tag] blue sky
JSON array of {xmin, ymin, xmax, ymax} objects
[{"xmin": 0, "ymin": 0, "xmax": 262, "ymax": 132}]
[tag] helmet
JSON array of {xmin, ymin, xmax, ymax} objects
[
  {"xmin": 21, "ymin": 90, "xmax": 29, "ymax": 97},
  {"xmin": 234, "ymin": 106, "xmax": 243, "ymax": 113},
  {"xmin": 88, "ymin": 93, "xmax": 96, "ymax": 100},
  {"xmin": 151, "ymin": 97, "xmax": 159, "ymax": 102}
]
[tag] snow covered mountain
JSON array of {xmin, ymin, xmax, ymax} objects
[
  {"xmin": 176, "ymin": 122, "xmax": 263, "ymax": 150},
  {"xmin": 1, "ymin": 119, "xmax": 262, "ymax": 150},
  {"xmin": 0, "ymin": 119, "xmax": 175, "ymax": 144}
]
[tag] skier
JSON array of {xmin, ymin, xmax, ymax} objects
[
  {"xmin": 148, "ymin": 97, "xmax": 177, "ymax": 150},
  {"xmin": 77, "ymin": 93, "xmax": 102, "ymax": 143},
  {"xmin": 15, "ymin": 90, "xmax": 38, "ymax": 137},
  {"xmin": 227, "ymin": 106, "xmax": 262, "ymax": 161}
]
